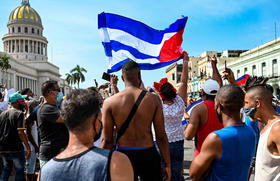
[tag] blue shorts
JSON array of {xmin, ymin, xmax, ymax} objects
[{"xmin": 26, "ymin": 151, "xmax": 37, "ymax": 174}]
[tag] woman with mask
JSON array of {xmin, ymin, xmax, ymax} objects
[{"xmin": 153, "ymin": 51, "xmax": 189, "ymax": 181}]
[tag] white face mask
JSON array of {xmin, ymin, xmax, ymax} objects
[{"xmin": 28, "ymin": 96, "xmax": 35, "ymax": 100}]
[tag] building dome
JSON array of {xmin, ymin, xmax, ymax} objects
[
  {"xmin": 8, "ymin": 0, "xmax": 42, "ymax": 27},
  {"xmin": 2, "ymin": 0, "xmax": 48, "ymax": 62}
]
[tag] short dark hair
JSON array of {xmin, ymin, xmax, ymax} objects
[
  {"xmin": 244, "ymin": 76, "xmax": 273, "ymax": 104},
  {"xmin": 244, "ymin": 76, "xmax": 269, "ymax": 92},
  {"xmin": 160, "ymin": 83, "xmax": 176, "ymax": 100},
  {"xmin": 122, "ymin": 60, "xmax": 140, "ymax": 74},
  {"xmin": 41, "ymin": 80, "xmax": 58, "ymax": 97},
  {"xmin": 61, "ymin": 89, "xmax": 100, "ymax": 132},
  {"xmin": 216, "ymin": 85, "xmax": 245, "ymax": 113},
  {"xmin": 21, "ymin": 88, "xmax": 31, "ymax": 95},
  {"xmin": 205, "ymin": 93, "xmax": 216, "ymax": 100}
]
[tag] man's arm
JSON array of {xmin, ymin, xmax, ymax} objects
[
  {"xmin": 56, "ymin": 116, "xmax": 64, "ymax": 123},
  {"xmin": 189, "ymin": 133, "xmax": 222, "ymax": 181},
  {"xmin": 17, "ymin": 112, "xmax": 31, "ymax": 159},
  {"xmin": 153, "ymin": 96, "xmax": 171, "ymax": 181},
  {"xmin": 110, "ymin": 75, "xmax": 119, "ymax": 95},
  {"xmin": 177, "ymin": 52, "xmax": 189, "ymax": 101},
  {"xmin": 110, "ymin": 151, "xmax": 134, "ymax": 181},
  {"xmin": 184, "ymin": 104, "xmax": 203, "ymax": 140},
  {"xmin": 270, "ymin": 122, "xmax": 280, "ymax": 155},
  {"xmin": 101, "ymin": 98, "xmax": 115, "ymax": 149},
  {"xmin": 210, "ymin": 56, "xmax": 223, "ymax": 87},
  {"xmin": 26, "ymin": 119, "xmax": 39, "ymax": 153},
  {"xmin": 222, "ymin": 68, "xmax": 238, "ymax": 86},
  {"xmin": 18, "ymin": 129, "xmax": 31, "ymax": 160}
]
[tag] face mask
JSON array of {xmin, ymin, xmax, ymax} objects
[
  {"xmin": 28, "ymin": 96, "xmax": 35, "ymax": 100},
  {"xmin": 94, "ymin": 122, "xmax": 103, "ymax": 142},
  {"xmin": 215, "ymin": 107, "xmax": 223, "ymax": 124},
  {"xmin": 57, "ymin": 92, "xmax": 64, "ymax": 104},
  {"xmin": 18, "ymin": 104, "xmax": 25, "ymax": 112},
  {"xmin": 243, "ymin": 107, "xmax": 257, "ymax": 119}
]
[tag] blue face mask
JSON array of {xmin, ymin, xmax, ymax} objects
[
  {"xmin": 243, "ymin": 107, "xmax": 257, "ymax": 119},
  {"xmin": 56, "ymin": 92, "xmax": 64, "ymax": 104}
]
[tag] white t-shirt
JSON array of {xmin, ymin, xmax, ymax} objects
[{"xmin": 162, "ymin": 95, "xmax": 185, "ymax": 143}]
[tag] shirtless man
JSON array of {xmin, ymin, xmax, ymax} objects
[
  {"xmin": 244, "ymin": 77, "xmax": 280, "ymax": 181},
  {"xmin": 101, "ymin": 61, "xmax": 171, "ymax": 181}
]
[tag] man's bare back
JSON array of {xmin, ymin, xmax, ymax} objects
[
  {"xmin": 101, "ymin": 60, "xmax": 171, "ymax": 180},
  {"xmin": 101, "ymin": 87, "xmax": 164, "ymax": 148}
]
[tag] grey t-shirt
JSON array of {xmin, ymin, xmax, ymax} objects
[
  {"xmin": 37, "ymin": 103, "xmax": 68, "ymax": 161},
  {"xmin": 40, "ymin": 146, "xmax": 113, "ymax": 181}
]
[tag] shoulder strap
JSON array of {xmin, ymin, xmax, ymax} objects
[{"xmin": 115, "ymin": 90, "xmax": 147, "ymax": 144}]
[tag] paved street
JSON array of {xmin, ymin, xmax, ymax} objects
[
  {"xmin": 183, "ymin": 140, "xmax": 194, "ymax": 180},
  {"xmin": 183, "ymin": 140, "xmax": 255, "ymax": 181}
]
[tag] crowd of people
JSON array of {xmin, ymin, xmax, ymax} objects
[{"xmin": 0, "ymin": 51, "xmax": 280, "ymax": 181}]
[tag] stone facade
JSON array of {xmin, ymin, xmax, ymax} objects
[
  {"xmin": 218, "ymin": 38, "xmax": 280, "ymax": 95},
  {"xmin": 0, "ymin": 0, "xmax": 70, "ymax": 97}
]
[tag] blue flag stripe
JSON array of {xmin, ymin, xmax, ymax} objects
[
  {"xmin": 98, "ymin": 12, "xmax": 187, "ymax": 44},
  {"xmin": 107, "ymin": 57, "xmax": 181, "ymax": 73},
  {"xmin": 186, "ymin": 99, "xmax": 203, "ymax": 112},
  {"xmin": 103, "ymin": 41, "xmax": 158, "ymax": 60}
]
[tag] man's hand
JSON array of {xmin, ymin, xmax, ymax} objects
[
  {"xmin": 222, "ymin": 68, "xmax": 238, "ymax": 85},
  {"xmin": 26, "ymin": 148, "xmax": 31, "ymax": 160},
  {"xmin": 208, "ymin": 55, "xmax": 217, "ymax": 64},
  {"xmin": 162, "ymin": 166, "xmax": 171, "ymax": 181},
  {"xmin": 110, "ymin": 75, "xmax": 118, "ymax": 87},
  {"xmin": 98, "ymin": 83, "xmax": 110, "ymax": 90},
  {"xmin": 183, "ymin": 51, "xmax": 189, "ymax": 61}
]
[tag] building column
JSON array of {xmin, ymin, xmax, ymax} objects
[
  {"xmin": 7, "ymin": 41, "xmax": 10, "ymax": 53},
  {"xmin": 37, "ymin": 42, "xmax": 40, "ymax": 54},
  {"xmin": 40, "ymin": 42, "xmax": 42, "ymax": 55},
  {"xmin": 3, "ymin": 42, "xmax": 6, "ymax": 52},
  {"xmin": 34, "ymin": 41, "xmax": 37, "ymax": 53},
  {"xmin": 16, "ymin": 40, "xmax": 18, "ymax": 53},
  {"xmin": 32, "ymin": 41, "xmax": 34, "ymax": 53},
  {"xmin": 23, "ymin": 39, "xmax": 25, "ymax": 53},
  {"xmin": 45, "ymin": 44, "xmax": 48, "ymax": 57},
  {"xmin": 13, "ymin": 73, "xmax": 16, "ymax": 90}
]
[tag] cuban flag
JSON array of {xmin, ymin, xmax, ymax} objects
[
  {"xmin": 186, "ymin": 99, "xmax": 203, "ymax": 115},
  {"xmin": 98, "ymin": 12, "xmax": 188, "ymax": 73},
  {"xmin": 236, "ymin": 74, "xmax": 250, "ymax": 86}
]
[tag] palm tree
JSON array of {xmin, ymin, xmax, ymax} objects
[
  {"xmin": 70, "ymin": 65, "xmax": 87, "ymax": 88},
  {"xmin": 65, "ymin": 73, "xmax": 74, "ymax": 87},
  {"xmin": 0, "ymin": 54, "xmax": 11, "ymax": 71},
  {"xmin": 0, "ymin": 54, "xmax": 12, "ymax": 85}
]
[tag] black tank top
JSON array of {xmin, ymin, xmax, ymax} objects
[{"xmin": 40, "ymin": 146, "xmax": 113, "ymax": 181}]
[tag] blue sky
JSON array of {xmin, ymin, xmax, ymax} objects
[{"xmin": 0, "ymin": 0, "xmax": 279, "ymax": 89}]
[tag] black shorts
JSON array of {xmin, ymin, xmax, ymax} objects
[{"xmin": 117, "ymin": 146, "xmax": 162, "ymax": 181}]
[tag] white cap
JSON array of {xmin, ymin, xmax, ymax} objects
[{"xmin": 201, "ymin": 79, "xmax": 220, "ymax": 95}]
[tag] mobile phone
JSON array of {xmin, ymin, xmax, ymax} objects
[
  {"xmin": 225, "ymin": 60, "xmax": 227, "ymax": 70},
  {"xmin": 102, "ymin": 72, "xmax": 111, "ymax": 81}
]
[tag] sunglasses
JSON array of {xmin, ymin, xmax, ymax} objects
[{"xmin": 51, "ymin": 88, "xmax": 60, "ymax": 92}]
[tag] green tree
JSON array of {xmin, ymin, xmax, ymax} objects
[
  {"xmin": 65, "ymin": 73, "xmax": 74, "ymax": 87},
  {"xmin": 70, "ymin": 65, "xmax": 87, "ymax": 88},
  {"xmin": 0, "ymin": 54, "xmax": 11, "ymax": 71},
  {"xmin": 0, "ymin": 54, "xmax": 12, "ymax": 85}
]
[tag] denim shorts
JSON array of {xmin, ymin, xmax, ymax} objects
[
  {"xmin": 169, "ymin": 140, "xmax": 184, "ymax": 181},
  {"xmin": 26, "ymin": 151, "xmax": 37, "ymax": 174}
]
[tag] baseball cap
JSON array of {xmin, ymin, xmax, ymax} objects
[
  {"xmin": 201, "ymin": 79, "xmax": 220, "ymax": 96},
  {"xmin": 9, "ymin": 92, "xmax": 27, "ymax": 103}
]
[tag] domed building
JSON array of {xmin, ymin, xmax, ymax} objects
[{"xmin": 0, "ymin": 0, "xmax": 70, "ymax": 96}]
